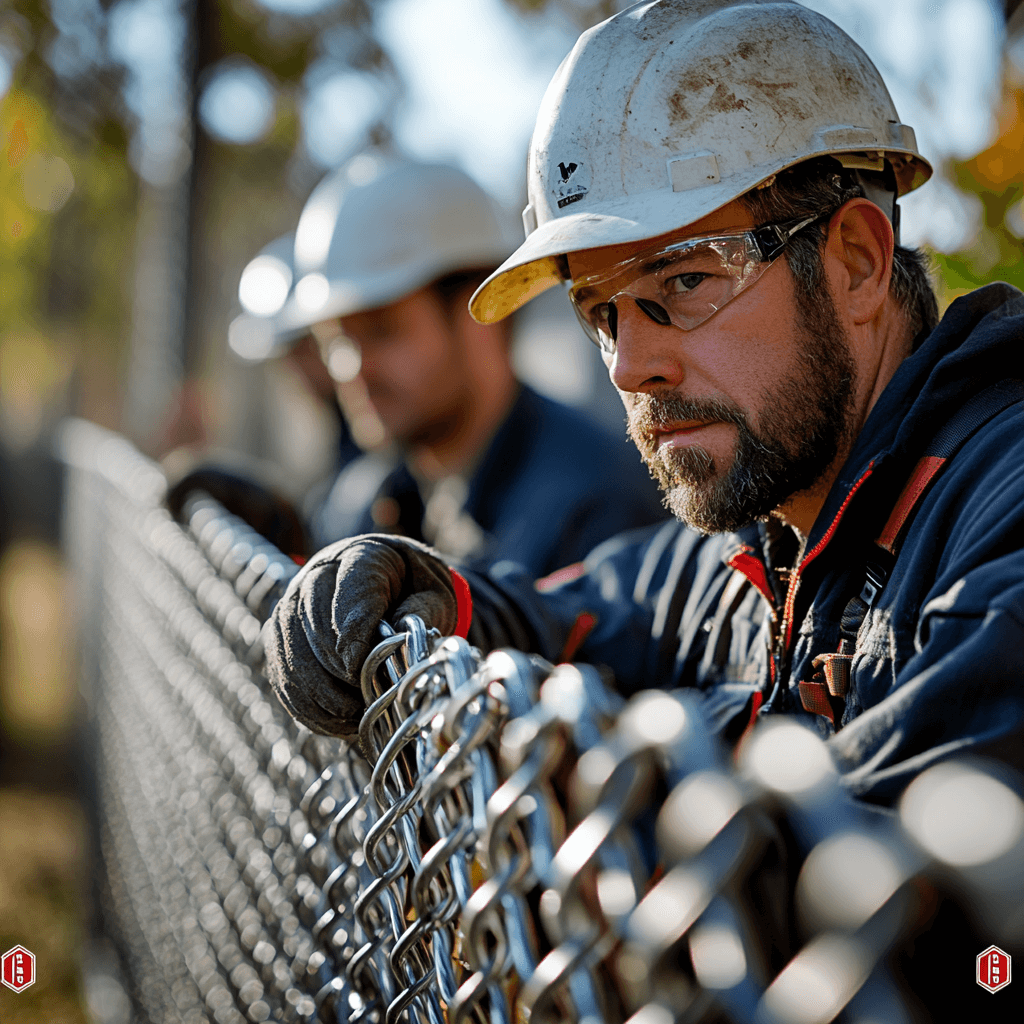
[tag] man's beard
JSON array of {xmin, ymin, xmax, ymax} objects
[{"xmin": 627, "ymin": 290, "xmax": 858, "ymax": 535}]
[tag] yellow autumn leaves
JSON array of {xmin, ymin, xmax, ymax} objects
[{"xmin": 2, "ymin": 91, "xmax": 75, "ymax": 250}]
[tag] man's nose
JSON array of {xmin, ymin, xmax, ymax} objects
[{"xmin": 607, "ymin": 297, "xmax": 686, "ymax": 394}]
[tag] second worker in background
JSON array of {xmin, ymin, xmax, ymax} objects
[{"xmin": 275, "ymin": 154, "xmax": 666, "ymax": 575}]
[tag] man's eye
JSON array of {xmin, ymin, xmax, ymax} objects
[
  {"xmin": 664, "ymin": 272, "xmax": 707, "ymax": 295},
  {"xmin": 593, "ymin": 302, "xmax": 613, "ymax": 325}
]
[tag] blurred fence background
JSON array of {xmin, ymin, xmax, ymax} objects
[{"xmin": 3, "ymin": 0, "xmax": 1024, "ymax": 1019}]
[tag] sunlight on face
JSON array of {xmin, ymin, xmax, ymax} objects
[{"xmin": 569, "ymin": 206, "xmax": 857, "ymax": 534}]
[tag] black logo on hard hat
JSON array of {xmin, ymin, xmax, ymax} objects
[{"xmin": 554, "ymin": 158, "xmax": 590, "ymax": 210}]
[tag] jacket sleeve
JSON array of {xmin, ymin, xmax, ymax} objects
[
  {"xmin": 460, "ymin": 521, "xmax": 721, "ymax": 695},
  {"xmin": 829, "ymin": 435, "xmax": 1024, "ymax": 803},
  {"xmin": 830, "ymin": 550, "xmax": 1024, "ymax": 802}
]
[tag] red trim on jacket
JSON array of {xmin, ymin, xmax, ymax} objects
[
  {"xmin": 782, "ymin": 464, "xmax": 875, "ymax": 652},
  {"xmin": 740, "ymin": 690, "xmax": 765, "ymax": 744},
  {"xmin": 450, "ymin": 569, "xmax": 473, "ymax": 639},
  {"xmin": 561, "ymin": 611, "xmax": 598, "ymax": 662},
  {"xmin": 725, "ymin": 545, "xmax": 775, "ymax": 607},
  {"xmin": 877, "ymin": 456, "xmax": 946, "ymax": 553}
]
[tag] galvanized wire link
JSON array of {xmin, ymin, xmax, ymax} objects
[
  {"xmin": 348, "ymin": 625, "xmax": 522, "ymax": 1024},
  {"xmin": 62, "ymin": 420, "xmax": 1024, "ymax": 1024}
]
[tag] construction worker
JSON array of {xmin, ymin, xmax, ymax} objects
[
  {"xmin": 265, "ymin": 0, "xmax": 1024, "ymax": 814},
  {"xmin": 265, "ymin": 153, "xmax": 665, "ymax": 572}
]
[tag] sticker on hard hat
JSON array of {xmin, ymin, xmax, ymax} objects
[{"xmin": 554, "ymin": 159, "xmax": 590, "ymax": 209}]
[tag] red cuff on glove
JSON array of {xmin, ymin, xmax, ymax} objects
[{"xmin": 450, "ymin": 569, "xmax": 473, "ymax": 639}]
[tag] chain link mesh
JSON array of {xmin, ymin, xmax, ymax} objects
[{"xmin": 61, "ymin": 420, "xmax": 1024, "ymax": 1024}]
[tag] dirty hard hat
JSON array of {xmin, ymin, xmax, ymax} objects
[
  {"xmin": 470, "ymin": 0, "xmax": 932, "ymax": 324},
  {"xmin": 278, "ymin": 153, "xmax": 515, "ymax": 335}
]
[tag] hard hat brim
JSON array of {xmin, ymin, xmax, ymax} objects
[
  {"xmin": 470, "ymin": 150, "xmax": 930, "ymax": 325},
  {"xmin": 277, "ymin": 248, "xmax": 509, "ymax": 337}
]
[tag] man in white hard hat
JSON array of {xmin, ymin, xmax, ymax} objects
[
  {"xmin": 269, "ymin": 153, "xmax": 665, "ymax": 573},
  {"xmin": 265, "ymin": 0, "xmax": 1024, "ymax": 818}
]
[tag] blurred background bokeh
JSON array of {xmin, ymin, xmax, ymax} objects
[{"xmin": 1, "ymin": 0, "xmax": 1023, "ymax": 1018}]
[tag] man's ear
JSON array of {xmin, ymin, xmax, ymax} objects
[{"xmin": 823, "ymin": 197, "xmax": 894, "ymax": 325}]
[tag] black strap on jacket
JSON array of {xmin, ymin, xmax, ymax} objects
[{"xmin": 799, "ymin": 379, "xmax": 1024, "ymax": 726}]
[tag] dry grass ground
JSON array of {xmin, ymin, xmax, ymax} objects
[
  {"xmin": 1, "ymin": 540, "xmax": 92, "ymax": 1023},
  {"xmin": 0, "ymin": 788, "xmax": 91, "ymax": 1023}
]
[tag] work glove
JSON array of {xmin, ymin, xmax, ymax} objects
[
  {"xmin": 167, "ymin": 464, "xmax": 310, "ymax": 558},
  {"xmin": 264, "ymin": 534, "xmax": 459, "ymax": 738}
]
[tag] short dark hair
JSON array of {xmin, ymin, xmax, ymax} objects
[
  {"xmin": 741, "ymin": 158, "xmax": 939, "ymax": 340},
  {"xmin": 430, "ymin": 267, "xmax": 496, "ymax": 315},
  {"xmin": 429, "ymin": 267, "xmax": 514, "ymax": 343}
]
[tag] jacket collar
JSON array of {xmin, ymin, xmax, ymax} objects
[
  {"xmin": 803, "ymin": 282, "xmax": 1024, "ymax": 554},
  {"xmin": 722, "ymin": 284, "xmax": 1024, "ymax": 596}
]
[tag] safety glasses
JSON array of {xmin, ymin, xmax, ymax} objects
[{"xmin": 568, "ymin": 214, "xmax": 821, "ymax": 354}]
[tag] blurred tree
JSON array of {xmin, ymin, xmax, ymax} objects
[
  {"xmin": 128, "ymin": 0, "xmax": 405, "ymax": 452},
  {"xmin": 1, "ymin": 0, "xmax": 407, "ymax": 454},
  {"xmin": 1, "ymin": 1, "xmax": 136, "ymax": 381},
  {"xmin": 932, "ymin": 26, "xmax": 1024, "ymax": 302},
  {"xmin": 2, "ymin": 2, "xmax": 137, "ymax": 558},
  {"xmin": 153, "ymin": 0, "xmax": 401, "ymax": 452},
  {"xmin": 179, "ymin": 0, "xmax": 403, "ymax": 377},
  {"xmin": 503, "ymin": 0, "xmax": 624, "ymax": 28}
]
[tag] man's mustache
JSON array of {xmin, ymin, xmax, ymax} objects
[{"xmin": 628, "ymin": 392, "xmax": 746, "ymax": 454}]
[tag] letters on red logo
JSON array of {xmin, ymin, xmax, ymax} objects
[
  {"xmin": 976, "ymin": 945, "xmax": 1012, "ymax": 994},
  {"xmin": 1, "ymin": 945, "xmax": 36, "ymax": 993}
]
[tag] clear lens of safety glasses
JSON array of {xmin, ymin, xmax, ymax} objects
[{"xmin": 569, "ymin": 215, "xmax": 819, "ymax": 354}]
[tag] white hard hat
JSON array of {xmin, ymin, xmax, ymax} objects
[
  {"xmin": 278, "ymin": 153, "xmax": 514, "ymax": 334},
  {"xmin": 238, "ymin": 233, "xmax": 294, "ymax": 319},
  {"xmin": 470, "ymin": 0, "xmax": 932, "ymax": 324},
  {"xmin": 228, "ymin": 233, "xmax": 295, "ymax": 361}
]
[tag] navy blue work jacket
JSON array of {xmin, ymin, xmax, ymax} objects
[
  {"xmin": 313, "ymin": 384, "xmax": 667, "ymax": 579},
  {"xmin": 464, "ymin": 285, "xmax": 1024, "ymax": 805}
]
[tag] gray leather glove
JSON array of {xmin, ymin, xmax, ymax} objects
[{"xmin": 264, "ymin": 534, "xmax": 458, "ymax": 737}]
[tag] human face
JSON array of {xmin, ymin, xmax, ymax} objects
[
  {"xmin": 568, "ymin": 201, "xmax": 857, "ymax": 534},
  {"xmin": 337, "ymin": 287, "xmax": 471, "ymax": 446},
  {"xmin": 569, "ymin": 215, "xmax": 818, "ymax": 352}
]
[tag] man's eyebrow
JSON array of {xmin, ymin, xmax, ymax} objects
[
  {"xmin": 641, "ymin": 255, "xmax": 676, "ymax": 274},
  {"xmin": 573, "ymin": 246, "xmax": 711, "ymax": 294},
  {"xmin": 640, "ymin": 249, "xmax": 706, "ymax": 275}
]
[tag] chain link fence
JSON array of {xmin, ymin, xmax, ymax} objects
[{"xmin": 60, "ymin": 419, "xmax": 1024, "ymax": 1024}]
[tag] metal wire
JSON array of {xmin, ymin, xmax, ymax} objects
[{"xmin": 61, "ymin": 420, "xmax": 1024, "ymax": 1024}]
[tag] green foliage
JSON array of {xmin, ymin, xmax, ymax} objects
[
  {"xmin": 933, "ymin": 67, "xmax": 1024, "ymax": 301},
  {"xmin": 0, "ymin": 0, "xmax": 397, "ymax": 407},
  {"xmin": 1, "ymin": 84, "xmax": 136, "ymax": 344}
]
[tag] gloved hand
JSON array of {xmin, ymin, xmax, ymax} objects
[
  {"xmin": 166, "ymin": 464, "xmax": 309, "ymax": 558},
  {"xmin": 264, "ymin": 534, "xmax": 458, "ymax": 738}
]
